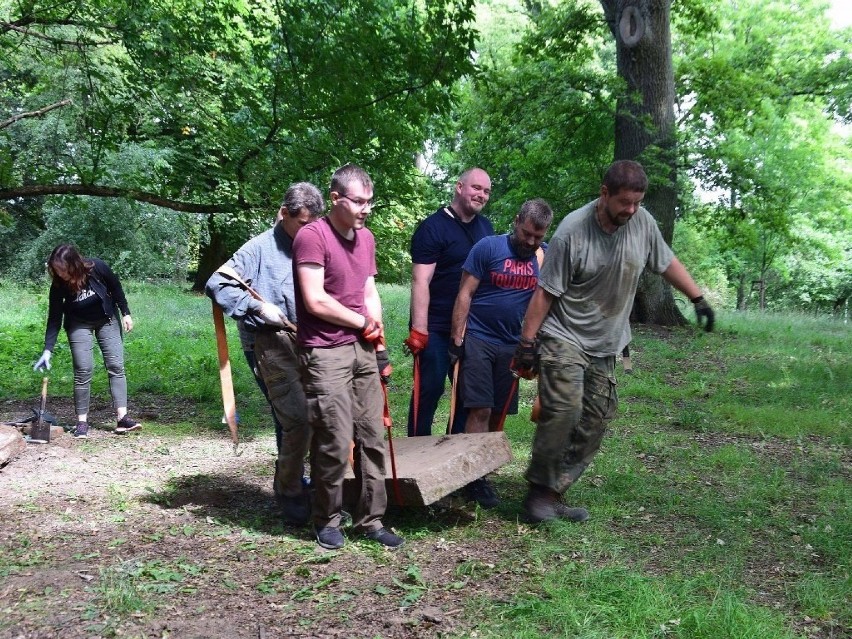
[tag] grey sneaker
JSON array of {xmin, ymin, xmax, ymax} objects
[
  {"xmin": 115, "ymin": 416, "xmax": 142, "ymax": 434},
  {"xmin": 315, "ymin": 526, "xmax": 345, "ymax": 550},
  {"xmin": 364, "ymin": 527, "xmax": 405, "ymax": 549},
  {"xmin": 73, "ymin": 421, "xmax": 89, "ymax": 439}
]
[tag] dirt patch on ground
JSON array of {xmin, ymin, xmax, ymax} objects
[
  {"xmin": 1, "ymin": 395, "xmax": 847, "ymax": 639},
  {"xmin": 0, "ymin": 398, "xmax": 524, "ymax": 639}
]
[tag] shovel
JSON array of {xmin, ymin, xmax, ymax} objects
[{"xmin": 29, "ymin": 377, "xmax": 51, "ymax": 443}]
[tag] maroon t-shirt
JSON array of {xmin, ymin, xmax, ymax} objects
[{"xmin": 292, "ymin": 217, "xmax": 377, "ymax": 348}]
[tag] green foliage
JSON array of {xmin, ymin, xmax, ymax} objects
[
  {"xmin": 1, "ymin": 0, "xmax": 480, "ymax": 283},
  {"xmin": 675, "ymin": 0, "xmax": 852, "ymax": 310},
  {"xmin": 432, "ymin": 0, "xmax": 616, "ymax": 227},
  {"xmin": 0, "ymin": 0, "xmax": 479, "ymax": 204},
  {"xmin": 10, "ymin": 196, "xmax": 199, "ymax": 281}
]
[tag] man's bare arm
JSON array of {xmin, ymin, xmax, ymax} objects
[
  {"xmin": 520, "ymin": 286, "xmax": 556, "ymax": 342},
  {"xmin": 450, "ymin": 271, "xmax": 480, "ymax": 346},
  {"xmin": 410, "ymin": 262, "xmax": 436, "ymax": 332}
]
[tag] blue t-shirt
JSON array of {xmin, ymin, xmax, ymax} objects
[
  {"xmin": 410, "ymin": 206, "xmax": 494, "ymax": 333},
  {"xmin": 463, "ymin": 234, "xmax": 543, "ymax": 347}
]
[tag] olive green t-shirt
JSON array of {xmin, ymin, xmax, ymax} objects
[{"xmin": 538, "ymin": 199, "xmax": 674, "ymax": 357}]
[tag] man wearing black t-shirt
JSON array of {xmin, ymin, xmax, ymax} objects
[{"xmin": 405, "ymin": 168, "xmax": 494, "ymax": 436}]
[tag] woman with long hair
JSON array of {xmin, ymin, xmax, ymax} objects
[{"xmin": 33, "ymin": 244, "xmax": 141, "ymax": 438}]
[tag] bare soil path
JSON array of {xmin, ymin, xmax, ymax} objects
[{"xmin": 0, "ymin": 397, "xmax": 514, "ymax": 639}]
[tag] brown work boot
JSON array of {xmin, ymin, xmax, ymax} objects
[
  {"xmin": 553, "ymin": 496, "xmax": 589, "ymax": 523},
  {"xmin": 523, "ymin": 483, "xmax": 588, "ymax": 523}
]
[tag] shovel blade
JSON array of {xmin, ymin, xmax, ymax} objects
[{"xmin": 30, "ymin": 411, "xmax": 51, "ymax": 443}]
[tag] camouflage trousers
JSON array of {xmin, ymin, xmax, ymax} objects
[{"xmin": 525, "ymin": 335, "xmax": 618, "ymax": 494}]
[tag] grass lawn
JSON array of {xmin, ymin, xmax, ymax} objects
[{"xmin": 0, "ymin": 279, "xmax": 849, "ymax": 638}]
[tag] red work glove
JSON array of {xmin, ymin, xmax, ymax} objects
[
  {"xmin": 403, "ymin": 328, "xmax": 428, "ymax": 356},
  {"xmin": 361, "ymin": 316, "xmax": 383, "ymax": 344}
]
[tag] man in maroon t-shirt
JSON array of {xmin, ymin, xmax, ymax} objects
[{"xmin": 293, "ymin": 163, "xmax": 404, "ymax": 550}]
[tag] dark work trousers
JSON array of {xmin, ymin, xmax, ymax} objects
[{"xmin": 406, "ymin": 330, "xmax": 467, "ymax": 436}]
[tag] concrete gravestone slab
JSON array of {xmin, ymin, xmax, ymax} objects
[
  {"xmin": 343, "ymin": 432, "xmax": 513, "ymax": 507},
  {"xmin": 0, "ymin": 423, "xmax": 26, "ymax": 466}
]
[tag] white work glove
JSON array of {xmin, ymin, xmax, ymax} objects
[
  {"xmin": 258, "ymin": 302, "xmax": 287, "ymax": 328},
  {"xmin": 34, "ymin": 350, "xmax": 52, "ymax": 372},
  {"xmin": 122, "ymin": 314, "xmax": 134, "ymax": 333}
]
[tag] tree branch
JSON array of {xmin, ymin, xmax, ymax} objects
[
  {"xmin": 0, "ymin": 98, "xmax": 73, "ymax": 130},
  {"xmin": 0, "ymin": 183, "xmax": 248, "ymax": 214},
  {"xmin": 0, "ymin": 21, "xmax": 115, "ymax": 46}
]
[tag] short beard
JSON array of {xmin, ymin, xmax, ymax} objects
[{"xmin": 509, "ymin": 234, "xmax": 535, "ymax": 259}]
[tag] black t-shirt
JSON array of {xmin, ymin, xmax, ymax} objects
[
  {"xmin": 410, "ymin": 206, "xmax": 494, "ymax": 333},
  {"xmin": 67, "ymin": 284, "xmax": 107, "ymax": 323}
]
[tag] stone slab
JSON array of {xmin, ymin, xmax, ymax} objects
[
  {"xmin": 343, "ymin": 432, "xmax": 513, "ymax": 507},
  {"xmin": 0, "ymin": 424, "xmax": 26, "ymax": 466},
  {"xmin": 20, "ymin": 423, "xmax": 65, "ymax": 442}
]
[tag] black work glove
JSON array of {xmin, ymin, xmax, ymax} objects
[
  {"xmin": 692, "ymin": 296, "xmax": 715, "ymax": 332},
  {"xmin": 376, "ymin": 349, "xmax": 392, "ymax": 383},
  {"xmin": 448, "ymin": 340, "xmax": 465, "ymax": 368},
  {"xmin": 510, "ymin": 338, "xmax": 539, "ymax": 380}
]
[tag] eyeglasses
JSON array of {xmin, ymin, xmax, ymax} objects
[{"xmin": 338, "ymin": 194, "xmax": 374, "ymax": 210}]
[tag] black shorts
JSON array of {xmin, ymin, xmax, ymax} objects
[{"xmin": 460, "ymin": 334, "xmax": 519, "ymax": 413}]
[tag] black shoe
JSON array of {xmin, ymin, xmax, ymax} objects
[
  {"xmin": 364, "ymin": 527, "xmax": 405, "ymax": 549},
  {"xmin": 115, "ymin": 415, "xmax": 142, "ymax": 434},
  {"xmin": 314, "ymin": 526, "xmax": 344, "ymax": 550},
  {"xmin": 464, "ymin": 477, "xmax": 500, "ymax": 509},
  {"xmin": 73, "ymin": 421, "xmax": 89, "ymax": 439},
  {"xmin": 280, "ymin": 492, "xmax": 311, "ymax": 526}
]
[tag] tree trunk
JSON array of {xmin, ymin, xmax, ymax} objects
[
  {"xmin": 192, "ymin": 214, "xmax": 230, "ymax": 291},
  {"xmin": 736, "ymin": 272, "xmax": 748, "ymax": 310},
  {"xmin": 599, "ymin": 0, "xmax": 686, "ymax": 326}
]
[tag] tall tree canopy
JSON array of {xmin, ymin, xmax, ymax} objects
[
  {"xmin": 2, "ymin": 0, "xmax": 849, "ymax": 314},
  {"xmin": 438, "ymin": 0, "xmax": 851, "ymax": 316},
  {"xmin": 0, "ymin": 0, "xmax": 478, "ymax": 284}
]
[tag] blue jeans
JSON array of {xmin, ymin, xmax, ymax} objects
[
  {"xmin": 406, "ymin": 330, "xmax": 467, "ymax": 436},
  {"xmin": 66, "ymin": 316, "xmax": 127, "ymax": 415}
]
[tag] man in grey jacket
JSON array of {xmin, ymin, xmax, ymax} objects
[{"xmin": 206, "ymin": 182, "xmax": 324, "ymax": 525}]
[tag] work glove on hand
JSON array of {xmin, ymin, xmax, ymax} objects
[
  {"xmin": 403, "ymin": 328, "xmax": 428, "ymax": 356},
  {"xmin": 448, "ymin": 340, "xmax": 464, "ymax": 368},
  {"xmin": 692, "ymin": 296, "xmax": 715, "ymax": 332},
  {"xmin": 258, "ymin": 302, "xmax": 287, "ymax": 328},
  {"xmin": 361, "ymin": 316, "xmax": 384, "ymax": 344},
  {"xmin": 122, "ymin": 315, "xmax": 134, "ymax": 333},
  {"xmin": 510, "ymin": 338, "xmax": 539, "ymax": 380},
  {"xmin": 376, "ymin": 349, "xmax": 392, "ymax": 383},
  {"xmin": 33, "ymin": 350, "xmax": 52, "ymax": 372}
]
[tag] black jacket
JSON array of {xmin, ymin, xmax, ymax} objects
[{"xmin": 43, "ymin": 258, "xmax": 131, "ymax": 352}]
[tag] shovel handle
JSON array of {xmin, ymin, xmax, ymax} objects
[{"xmin": 40, "ymin": 377, "xmax": 49, "ymax": 410}]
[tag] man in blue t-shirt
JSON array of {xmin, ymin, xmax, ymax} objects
[
  {"xmin": 448, "ymin": 199, "xmax": 553, "ymax": 507},
  {"xmin": 405, "ymin": 168, "xmax": 494, "ymax": 436}
]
